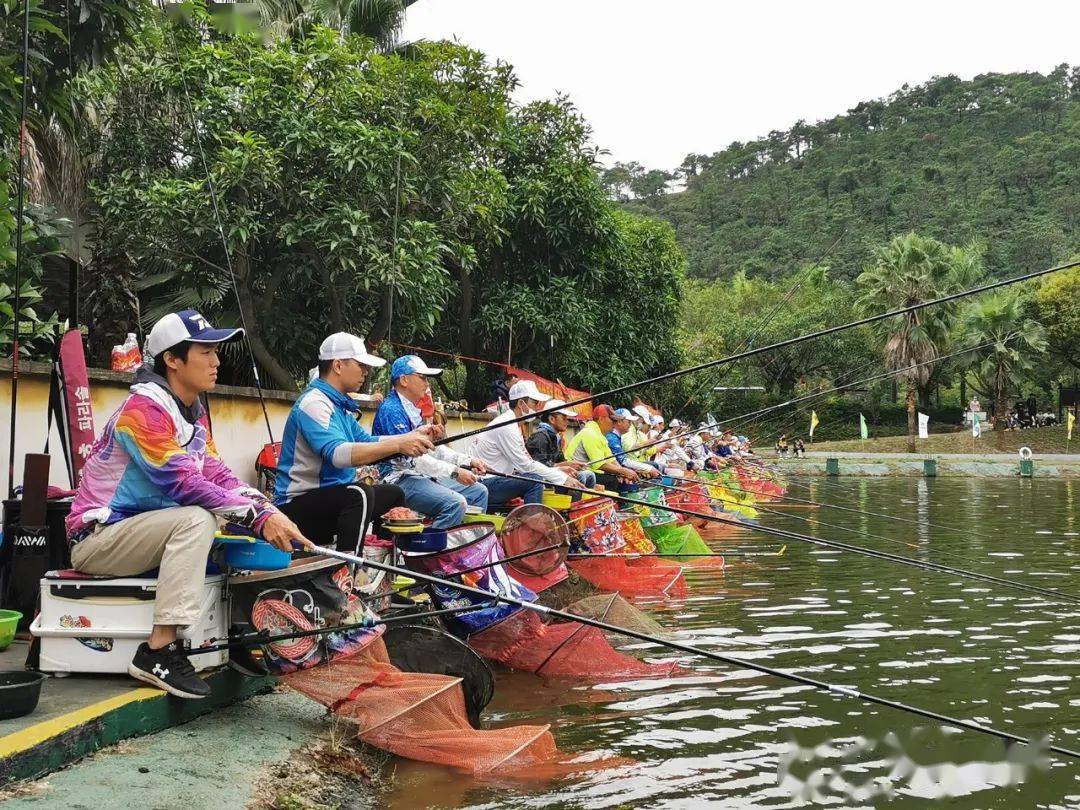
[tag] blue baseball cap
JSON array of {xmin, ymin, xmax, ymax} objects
[
  {"xmin": 145, "ymin": 309, "xmax": 244, "ymax": 358},
  {"xmin": 390, "ymin": 354, "xmax": 444, "ymax": 382}
]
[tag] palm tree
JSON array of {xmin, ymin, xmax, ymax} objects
[
  {"xmin": 856, "ymin": 232, "xmax": 979, "ymax": 452},
  {"xmin": 254, "ymin": 0, "xmax": 419, "ymax": 50},
  {"xmin": 956, "ymin": 291, "xmax": 1047, "ymax": 444}
]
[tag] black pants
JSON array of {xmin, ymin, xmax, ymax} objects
[{"xmin": 278, "ymin": 483, "xmax": 405, "ymax": 554}]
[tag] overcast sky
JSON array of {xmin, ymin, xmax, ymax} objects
[{"xmin": 403, "ymin": 1, "xmax": 1080, "ymax": 170}]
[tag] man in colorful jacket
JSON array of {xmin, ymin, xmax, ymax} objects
[
  {"xmin": 373, "ymin": 355, "xmax": 489, "ymax": 528},
  {"xmin": 67, "ymin": 310, "xmax": 310, "ymax": 700},
  {"xmin": 274, "ymin": 334, "xmax": 434, "ymax": 551}
]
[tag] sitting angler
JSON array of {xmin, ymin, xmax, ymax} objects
[
  {"xmin": 565, "ymin": 404, "xmax": 641, "ymax": 490},
  {"xmin": 372, "ymin": 354, "xmax": 490, "ymax": 529},
  {"xmin": 472, "ymin": 380, "xmax": 584, "ymax": 508},
  {"xmin": 525, "ymin": 398, "xmax": 595, "ymax": 493},
  {"xmin": 606, "ymin": 409, "xmax": 661, "ymax": 488},
  {"xmin": 274, "ymin": 334, "xmax": 435, "ymax": 551},
  {"xmin": 67, "ymin": 310, "xmax": 311, "ymax": 699}
]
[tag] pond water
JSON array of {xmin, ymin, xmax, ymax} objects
[{"xmin": 383, "ymin": 476, "xmax": 1080, "ymax": 808}]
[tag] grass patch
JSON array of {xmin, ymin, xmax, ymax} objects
[{"xmin": 810, "ymin": 425, "xmax": 1078, "ymax": 455}]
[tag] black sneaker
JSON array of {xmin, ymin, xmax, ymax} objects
[{"xmin": 128, "ymin": 642, "xmax": 211, "ymax": 699}]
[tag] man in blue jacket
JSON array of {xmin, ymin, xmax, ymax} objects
[
  {"xmin": 274, "ymin": 334, "xmax": 434, "ymax": 552},
  {"xmin": 373, "ymin": 355, "xmax": 490, "ymax": 529}
]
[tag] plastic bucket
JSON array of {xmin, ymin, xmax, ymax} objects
[
  {"xmin": 0, "ymin": 609, "xmax": 21, "ymax": 651},
  {"xmin": 542, "ymin": 490, "xmax": 572, "ymax": 511}
]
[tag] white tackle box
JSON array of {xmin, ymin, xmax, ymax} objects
[{"xmin": 30, "ymin": 572, "xmax": 228, "ymax": 674}]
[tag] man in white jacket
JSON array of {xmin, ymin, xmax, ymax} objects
[
  {"xmin": 473, "ymin": 380, "xmax": 583, "ymax": 508},
  {"xmin": 372, "ymin": 355, "xmax": 489, "ymax": 528}
]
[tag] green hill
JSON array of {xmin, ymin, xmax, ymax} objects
[{"xmin": 626, "ymin": 66, "xmax": 1080, "ymax": 281}]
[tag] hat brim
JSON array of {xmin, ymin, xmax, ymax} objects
[
  {"xmin": 187, "ymin": 327, "xmax": 245, "ymax": 345},
  {"xmin": 355, "ymin": 353, "xmax": 387, "ymax": 368}
]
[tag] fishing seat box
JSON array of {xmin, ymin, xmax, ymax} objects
[{"xmin": 29, "ymin": 572, "xmax": 228, "ymax": 674}]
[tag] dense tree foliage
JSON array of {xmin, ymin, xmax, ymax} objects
[
  {"xmin": 79, "ymin": 16, "xmax": 686, "ymax": 403},
  {"xmin": 630, "ymin": 68, "xmax": 1080, "ymax": 283}
]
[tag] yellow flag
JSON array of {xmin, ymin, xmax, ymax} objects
[
  {"xmin": 1069, "ymin": 411, "xmax": 1076, "ymax": 441},
  {"xmin": 810, "ymin": 410, "xmax": 820, "ymax": 437}
]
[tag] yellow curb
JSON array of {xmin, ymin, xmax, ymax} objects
[{"xmin": 0, "ymin": 687, "xmax": 160, "ymax": 759}]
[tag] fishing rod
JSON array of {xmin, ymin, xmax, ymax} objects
[
  {"xmin": 719, "ymin": 475, "xmax": 999, "ymax": 543},
  {"xmin": 155, "ymin": 1, "xmax": 275, "ymax": 443},
  {"xmin": 437, "ymin": 263, "xmax": 1078, "ymax": 449},
  {"xmin": 566, "ymin": 549, "xmax": 782, "ymax": 559},
  {"xmin": 306, "ymin": 541, "xmax": 1080, "ymax": 761},
  {"xmin": 454, "ymin": 541, "xmax": 564, "ymax": 576},
  {"xmin": 183, "ymin": 601, "xmax": 496, "ymax": 657},
  {"xmin": 653, "ymin": 472, "xmax": 1003, "ymax": 554},
  {"xmin": 484, "ymin": 471, "xmax": 1080, "ymax": 606},
  {"xmin": 7, "ymin": 0, "xmax": 32, "ymax": 498},
  {"xmin": 583, "ymin": 339, "xmax": 1002, "ymax": 470}
]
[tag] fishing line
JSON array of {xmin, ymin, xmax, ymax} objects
[
  {"xmin": 437, "ymin": 262, "xmax": 1079, "ymax": 448},
  {"xmin": 183, "ymin": 601, "xmax": 496, "ymax": 657},
  {"xmin": 720, "ymin": 475, "xmax": 1001, "ymax": 544},
  {"xmin": 650, "ymin": 476, "xmax": 1012, "ymax": 570},
  {"xmin": 484, "ymin": 471, "xmax": 1080, "ymax": 606},
  {"xmin": 7, "ymin": 0, "xmax": 32, "ymax": 498},
  {"xmin": 154, "ymin": 2, "xmax": 275, "ymax": 442},
  {"xmin": 670, "ymin": 230, "xmax": 848, "ymax": 423},
  {"xmin": 584, "ymin": 340, "xmax": 1001, "ymax": 470},
  {"xmin": 310, "ymin": 541, "xmax": 1080, "ymax": 762}
]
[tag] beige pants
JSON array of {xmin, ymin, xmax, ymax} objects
[{"xmin": 70, "ymin": 506, "xmax": 219, "ymax": 626}]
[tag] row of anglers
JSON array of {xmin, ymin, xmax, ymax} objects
[{"xmin": 58, "ymin": 310, "xmax": 766, "ymax": 701}]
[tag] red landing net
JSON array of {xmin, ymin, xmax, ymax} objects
[
  {"xmin": 467, "ymin": 597, "xmax": 681, "ymax": 681},
  {"xmin": 283, "ymin": 636, "xmax": 560, "ymax": 774}
]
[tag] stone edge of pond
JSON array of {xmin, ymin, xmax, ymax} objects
[{"xmin": 779, "ymin": 455, "xmax": 1080, "ymax": 477}]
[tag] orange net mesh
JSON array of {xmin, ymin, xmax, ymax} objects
[
  {"xmin": 567, "ymin": 554, "xmax": 687, "ymax": 596},
  {"xmin": 467, "ymin": 605, "xmax": 679, "ymax": 680},
  {"xmin": 283, "ymin": 637, "xmax": 561, "ymax": 773}
]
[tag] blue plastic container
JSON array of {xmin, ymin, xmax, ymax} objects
[
  {"xmin": 217, "ymin": 536, "xmax": 292, "ymax": 571},
  {"xmin": 662, "ymin": 476, "xmax": 675, "ymax": 487},
  {"xmin": 398, "ymin": 528, "xmax": 448, "ymax": 553}
]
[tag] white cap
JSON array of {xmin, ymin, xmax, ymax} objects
[
  {"xmin": 633, "ymin": 404, "xmax": 652, "ymax": 422},
  {"xmin": 546, "ymin": 398, "xmax": 578, "ymax": 416},
  {"xmin": 508, "ymin": 379, "xmax": 551, "ymax": 403},
  {"xmin": 670, "ymin": 418, "xmax": 684, "ymax": 428},
  {"xmin": 318, "ymin": 333, "xmax": 386, "ymax": 367}
]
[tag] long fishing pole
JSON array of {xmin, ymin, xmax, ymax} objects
[
  {"xmin": 652, "ymin": 474, "xmax": 1005, "ymax": 561},
  {"xmin": 720, "ymin": 475, "xmax": 997, "ymax": 542},
  {"xmin": 183, "ymin": 602, "xmax": 495, "ymax": 658},
  {"xmin": 582, "ymin": 339, "xmax": 1002, "ymax": 470},
  {"xmin": 307, "ymin": 541, "xmax": 1080, "ymax": 761},
  {"xmin": 7, "ymin": 0, "xmax": 32, "ymax": 498},
  {"xmin": 486, "ymin": 471, "xmax": 1080, "ymax": 605},
  {"xmin": 156, "ymin": 1, "xmax": 275, "ymax": 442},
  {"xmin": 437, "ymin": 262, "xmax": 1078, "ymax": 449}
]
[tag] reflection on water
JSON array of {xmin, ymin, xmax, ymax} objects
[{"xmin": 382, "ymin": 478, "xmax": 1080, "ymax": 809}]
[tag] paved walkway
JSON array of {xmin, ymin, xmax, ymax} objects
[{"xmin": 1, "ymin": 691, "xmax": 336, "ymax": 810}]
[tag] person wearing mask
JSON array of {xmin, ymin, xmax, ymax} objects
[
  {"xmin": 524, "ymin": 399, "xmax": 595, "ymax": 491},
  {"xmin": 473, "ymin": 381, "xmax": 584, "ymax": 507}
]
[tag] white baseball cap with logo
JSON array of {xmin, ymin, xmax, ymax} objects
[
  {"xmin": 145, "ymin": 309, "xmax": 244, "ymax": 359},
  {"xmin": 319, "ymin": 333, "xmax": 386, "ymax": 367},
  {"xmin": 507, "ymin": 379, "xmax": 551, "ymax": 403}
]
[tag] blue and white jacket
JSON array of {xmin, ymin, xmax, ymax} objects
[
  {"xmin": 372, "ymin": 389, "xmax": 470, "ymax": 483},
  {"xmin": 273, "ymin": 379, "xmax": 380, "ymax": 504}
]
